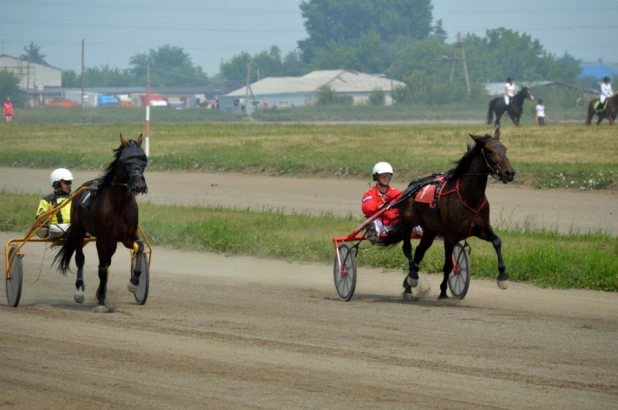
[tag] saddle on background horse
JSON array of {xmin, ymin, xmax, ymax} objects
[{"xmin": 595, "ymin": 101, "xmax": 607, "ymax": 112}]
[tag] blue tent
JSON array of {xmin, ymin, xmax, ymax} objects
[{"xmin": 578, "ymin": 65, "xmax": 617, "ymax": 79}]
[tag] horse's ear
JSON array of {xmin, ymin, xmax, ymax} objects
[
  {"xmin": 120, "ymin": 133, "xmax": 128, "ymax": 147},
  {"xmin": 494, "ymin": 127, "xmax": 500, "ymax": 140},
  {"xmin": 469, "ymin": 134, "xmax": 482, "ymax": 143},
  {"xmin": 137, "ymin": 133, "xmax": 143, "ymax": 147}
]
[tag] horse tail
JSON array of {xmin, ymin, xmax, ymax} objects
[
  {"xmin": 487, "ymin": 101, "xmax": 494, "ymax": 125},
  {"xmin": 52, "ymin": 226, "xmax": 75, "ymax": 275}
]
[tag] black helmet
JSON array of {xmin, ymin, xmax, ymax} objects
[
  {"xmin": 507, "ymin": 77, "xmax": 513, "ymax": 82},
  {"xmin": 604, "ymin": 76, "xmax": 611, "ymax": 82}
]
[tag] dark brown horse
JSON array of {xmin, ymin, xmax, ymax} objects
[
  {"xmin": 487, "ymin": 87, "xmax": 534, "ymax": 127},
  {"xmin": 585, "ymin": 92, "xmax": 618, "ymax": 125},
  {"xmin": 54, "ymin": 134, "xmax": 148, "ymax": 312},
  {"xmin": 384, "ymin": 128, "xmax": 515, "ymax": 299}
]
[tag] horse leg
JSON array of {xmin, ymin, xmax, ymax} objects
[
  {"xmin": 127, "ymin": 240, "xmax": 145, "ymax": 293},
  {"xmin": 477, "ymin": 226, "xmax": 509, "ymax": 289},
  {"xmin": 439, "ymin": 239, "xmax": 456, "ymax": 299},
  {"xmin": 74, "ymin": 246, "xmax": 86, "ymax": 303},
  {"xmin": 71, "ymin": 227, "xmax": 87, "ymax": 303},
  {"xmin": 93, "ymin": 241, "xmax": 112, "ymax": 313}
]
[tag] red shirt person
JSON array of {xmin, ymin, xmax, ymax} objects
[
  {"xmin": 362, "ymin": 162, "xmax": 402, "ymax": 244},
  {"xmin": 3, "ymin": 97, "xmax": 14, "ymax": 124}
]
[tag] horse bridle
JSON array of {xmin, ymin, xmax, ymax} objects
[{"xmin": 481, "ymin": 140, "xmax": 509, "ymax": 182}]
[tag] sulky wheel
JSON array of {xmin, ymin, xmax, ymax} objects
[
  {"xmin": 333, "ymin": 243, "xmax": 357, "ymax": 301},
  {"xmin": 6, "ymin": 246, "xmax": 24, "ymax": 307},
  {"xmin": 131, "ymin": 253, "xmax": 149, "ymax": 305},
  {"xmin": 448, "ymin": 242, "xmax": 471, "ymax": 299}
]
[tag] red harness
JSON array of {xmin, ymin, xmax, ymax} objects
[{"xmin": 436, "ymin": 178, "xmax": 487, "ymax": 237}]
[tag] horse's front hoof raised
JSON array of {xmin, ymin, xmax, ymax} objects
[
  {"xmin": 94, "ymin": 305, "xmax": 111, "ymax": 313},
  {"xmin": 74, "ymin": 288, "xmax": 85, "ymax": 304},
  {"xmin": 127, "ymin": 282, "xmax": 137, "ymax": 293},
  {"xmin": 497, "ymin": 279, "xmax": 509, "ymax": 290}
]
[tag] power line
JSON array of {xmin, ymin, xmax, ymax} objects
[{"xmin": 4, "ymin": 1, "xmax": 302, "ymax": 15}]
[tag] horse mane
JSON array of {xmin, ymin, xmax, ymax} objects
[
  {"xmin": 513, "ymin": 87, "xmax": 529, "ymax": 103},
  {"xmin": 444, "ymin": 136, "xmax": 491, "ymax": 180},
  {"xmin": 101, "ymin": 140, "xmax": 140, "ymax": 186}
]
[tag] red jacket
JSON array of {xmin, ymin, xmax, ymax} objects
[{"xmin": 362, "ymin": 185, "xmax": 402, "ymax": 226}]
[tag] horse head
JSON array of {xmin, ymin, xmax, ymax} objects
[
  {"xmin": 116, "ymin": 133, "xmax": 148, "ymax": 195},
  {"xmin": 520, "ymin": 86, "xmax": 534, "ymax": 102},
  {"xmin": 469, "ymin": 128, "xmax": 515, "ymax": 183}
]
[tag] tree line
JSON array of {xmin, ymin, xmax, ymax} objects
[{"xmin": 2, "ymin": 0, "xmax": 607, "ymax": 105}]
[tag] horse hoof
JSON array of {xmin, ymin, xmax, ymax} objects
[
  {"xmin": 74, "ymin": 289, "xmax": 85, "ymax": 304},
  {"xmin": 402, "ymin": 292, "xmax": 417, "ymax": 301},
  {"xmin": 407, "ymin": 277, "xmax": 419, "ymax": 288},
  {"xmin": 438, "ymin": 294, "xmax": 449, "ymax": 300},
  {"xmin": 127, "ymin": 282, "xmax": 137, "ymax": 293},
  {"xmin": 94, "ymin": 305, "xmax": 110, "ymax": 313},
  {"xmin": 497, "ymin": 279, "xmax": 509, "ymax": 290}
]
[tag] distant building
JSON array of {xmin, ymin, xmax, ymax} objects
[
  {"xmin": 222, "ymin": 69, "xmax": 405, "ymax": 112},
  {"xmin": 0, "ymin": 54, "xmax": 62, "ymax": 89}
]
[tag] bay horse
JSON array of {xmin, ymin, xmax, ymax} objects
[
  {"xmin": 54, "ymin": 134, "xmax": 148, "ymax": 313},
  {"xmin": 487, "ymin": 87, "xmax": 534, "ymax": 126},
  {"xmin": 585, "ymin": 92, "xmax": 618, "ymax": 125},
  {"xmin": 383, "ymin": 128, "xmax": 515, "ymax": 299}
]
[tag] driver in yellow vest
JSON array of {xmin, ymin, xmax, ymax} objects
[{"xmin": 36, "ymin": 168, "xmax": 74, "ymax": 238}]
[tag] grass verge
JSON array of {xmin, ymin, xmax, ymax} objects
[
  {"xmin": 2, "ymin": 191, "xmax": 616, "ymax": 292},
  {"xmin": 1, "ymin": 123, "xmax": 617, "ymax": 191}
]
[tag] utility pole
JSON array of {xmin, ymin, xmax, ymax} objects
[
  {"xmin": 26, "ymin": 59, "xmax": 30, "ymax": 109},
  {"xmin": 81, "ymin": 39, "xmax": 85, "ymax": 108},
  {"xmin": 244, "ymin": 58, "xmax": 252, "ymax": 114},
  {"xmin": 437, "ymin": 32, "xmax": 471, "ymax": 96},
  {"xmin": 220, "ymin": 57, "xmax": 224, "ymax": 96},
  {"xmin": 457, "ymin": 32, "xmax": 471, "ymax": 96}
]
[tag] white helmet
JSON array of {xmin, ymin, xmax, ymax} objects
[
  {"xmin": 50, "ymin": 168, "xmax": 74, "ymax": 187},
  {"xmin": 372, "ymin": 162, "xmax": 393, "ymax": 176}
]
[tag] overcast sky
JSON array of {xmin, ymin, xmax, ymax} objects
[{"xmin": 2, "ymin": 0, "xmax": 617, "ymax": 79}]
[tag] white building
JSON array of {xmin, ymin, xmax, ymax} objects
[
  {"xmin": 0, "ymin": 54, "xmax": 62, "ymax": 90},
  {"xmin": 222, "ymin": 69, "xmax": 405, "ymax": 112}
]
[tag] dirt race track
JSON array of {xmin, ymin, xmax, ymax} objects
[{"xmin": 1, "ymin": 169, "xmax": 618, "ymax": 409}]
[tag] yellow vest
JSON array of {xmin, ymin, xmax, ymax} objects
[{"xmin": 36, "ymin": 191, "xmax": 71, "ymax": 224}]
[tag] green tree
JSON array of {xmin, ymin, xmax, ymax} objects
[
  {"xmin": 62, "ymin": 70, "xmax": 79, "ymax": 87},
  {"xmin": 298, "ymin": 0, "xmax": 433, "ymax": 63},
  {"xmin": 368, "ymin": 88, "xmax": 385, "ymax": 105},
  {"xmin": 316, "ymin": 85, "xmax": 340, "ymax": 105},
  {"xmin": 129, "ymin": 45, "xmax": 209, "ymax": 87},
  {"xmin": 222, "ymin": 47, "xmax": 307, "ymax": 83},
  {"xmin": 20, "ymin": 41, "xmax": 47, "ymax": 65},
  {"xmin": 0, "ymin": 69, "xmax": 22, "ymax": 104}
]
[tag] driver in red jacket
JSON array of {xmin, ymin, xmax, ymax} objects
[{"xmin": 362, "ymin": 162, "xmax": 404, "ymax": 244}]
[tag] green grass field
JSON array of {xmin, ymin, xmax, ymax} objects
[
  {"xmin": 1, "ymin": 122, "xmax": 616, "ymax": 190},
  {"xmin": 2, "ymin": 191, "xmax": 616, "ymax": 291}
]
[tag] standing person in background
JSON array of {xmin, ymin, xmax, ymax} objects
[
  {"xmin": 3, "ymin": 97, "xmax": 14, "ymax": 124},
  {"xmin": 263, "ymin": 98, "xmax": 269, "ymax": 111},
  {"xmin": 535, "ymin": 98, "xmax": 548, "ymax": 126}
]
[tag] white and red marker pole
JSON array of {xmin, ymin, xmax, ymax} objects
[{"xmin": 145, "ymin": 63, "xmax": 150, "ymax": 156}]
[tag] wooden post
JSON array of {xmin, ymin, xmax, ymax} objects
[
  {"xmin": 244, "ymin": 58, "xmax": 252, "ymax": 114},
  {"xmin": 461, "ymin": 46, "xmax": 471, "ymax": 96},
  {"xmin": 81, "ymin": 39, "xmax": 85, "ymax": 108}
]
